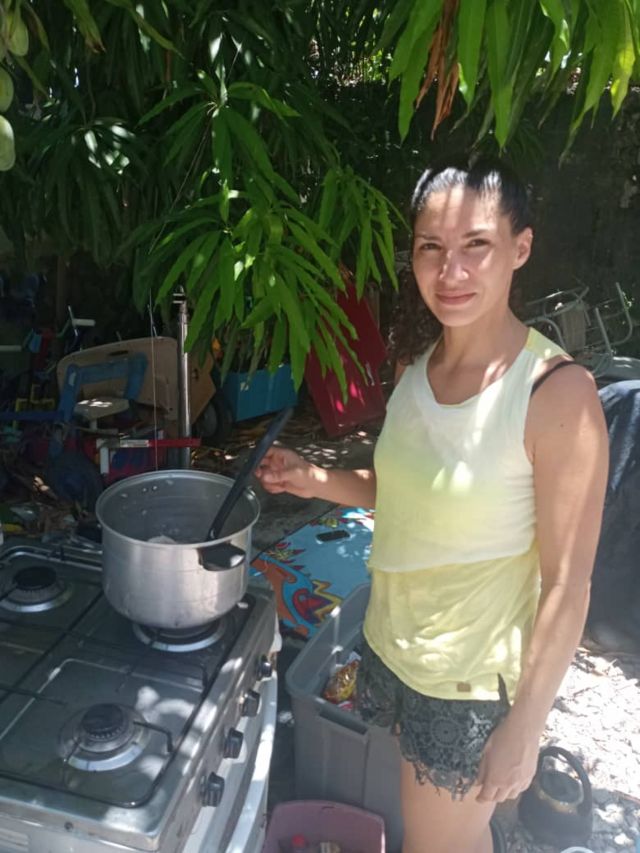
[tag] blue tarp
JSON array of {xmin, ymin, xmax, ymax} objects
[{"xmin": 589, "ymin": 381, "xmax": 640, "ymax": 640}]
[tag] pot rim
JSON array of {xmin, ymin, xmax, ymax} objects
[{"xmin": 95, "ymin": 469, "xmax": 260, "ymax": 549}]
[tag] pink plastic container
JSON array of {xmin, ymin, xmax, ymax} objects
[{"xmin": 263, "ymin": 800, "xmax": 386, "ymax": 852}]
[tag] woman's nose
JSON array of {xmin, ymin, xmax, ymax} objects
[{"xmin": 439, "ymin": 249, "xmax": 467, "ymax": 281}]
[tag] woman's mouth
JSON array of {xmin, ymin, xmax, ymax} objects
[{"xmin": 435, "ymin": 292, "xmax": 475, "ymax": 306}]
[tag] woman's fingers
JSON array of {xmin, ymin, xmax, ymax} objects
[
  {"xmin": 256, "ymin": 447, "xmax": 299, "ymax": 477},
  {"xmin": 254, "ymin": 445, "xmax": 316, "ymax": 498},
  {"xmin": 476, "ymin": 776, "xmax": 531, "ymax": 802},
  {"xmin": 475, "ymin": 755, "xmax": 532, "ymax": 802},
  {"xmin": 262, "ymin": 483, "xmax": 287, "ymax": 494},
  {"xmin": 475, "ymin": 787, "xmax": 494, "ymax": 803}
]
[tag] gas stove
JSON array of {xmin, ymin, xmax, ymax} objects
[{"xmin": 0, "ymin": 537, "xmax": 279, "ymax": 853}]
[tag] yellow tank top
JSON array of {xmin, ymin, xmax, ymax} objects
[{"xmin": 364, "ymin": 328, "xmax": 566, "ymax": 701}]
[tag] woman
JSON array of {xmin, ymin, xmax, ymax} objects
[{"xmin": 256, "ymin": 160, "xmax": 608, "ymax": 853}]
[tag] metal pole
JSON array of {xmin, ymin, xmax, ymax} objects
[{"xmin": 176, "ymin": 293, "xmax": 192, "ymax": 469}]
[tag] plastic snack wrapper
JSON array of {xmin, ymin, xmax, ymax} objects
[{"xmin": 322, "ymin": 651, "xmax": 361, "ymax": 705}]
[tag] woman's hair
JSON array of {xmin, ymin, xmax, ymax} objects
[{"xmin": 389, "ymin": 158, "xmax": 532, "ymax": 367}]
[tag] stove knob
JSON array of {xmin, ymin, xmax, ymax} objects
[
  {"xmin": 257, "ymin": 655, "xmax": 273, "ymax": 680},
  {"xmin": 223, "ymin": 728, "xmax": 244, "ymax": 759},
  {"xmin": 202, "ymin": 772, "xmax": 224, "ymax": 807},
  {"xmin": 241, "ymin": 689, "xmax": 261, "ymax": 717}
]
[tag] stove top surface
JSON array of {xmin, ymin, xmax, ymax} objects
[{"xmin": 0, "ymin": 538, "xmax": 277, "ymax": 850}]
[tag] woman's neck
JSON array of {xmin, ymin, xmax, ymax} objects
[{"xmin": 436, "ymin": 310, "xmax": 527, "ymax": 370}]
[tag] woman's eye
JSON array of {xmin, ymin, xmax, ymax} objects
[{"xmin": 418, "ymin": 242, "xmax": 441, "ymax": 252}]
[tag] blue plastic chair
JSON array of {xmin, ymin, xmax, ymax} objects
[{"xmin": 0, "ymin": 352, "xmax": 147, "ymax": 424}]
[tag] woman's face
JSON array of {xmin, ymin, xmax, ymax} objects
[{"xmin": 412, "ymin": 185, "xmax": 532, "ymax": 328}]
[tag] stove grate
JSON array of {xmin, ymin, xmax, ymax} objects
[{"xmin": 0, "ymin": 590, "xmax": 256, "ymax": 809}]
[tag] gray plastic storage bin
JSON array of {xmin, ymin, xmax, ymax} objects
[{"xmin": 285, "ymin": 584, "xmax": 403, "ymax": 852}]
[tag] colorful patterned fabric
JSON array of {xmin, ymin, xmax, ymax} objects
[{"xmin": 250, "ymin": 506, "xmax": 373, "ymax": 638}]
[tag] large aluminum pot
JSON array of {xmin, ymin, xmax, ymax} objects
[{"xmin": 95, "ymin": 470, "xmax": 260, "ymax": 629}]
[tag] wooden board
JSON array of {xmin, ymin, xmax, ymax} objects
[{"xmin": 56, "ymin": 337, "xmax": 214, "ymax": 423}]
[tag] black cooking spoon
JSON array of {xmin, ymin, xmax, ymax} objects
[{"xmin": 206, "ymin": 405, "xmax": 294, "ymax": 541}]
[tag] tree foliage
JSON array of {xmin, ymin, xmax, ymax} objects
[
  {"xmin": 387, "ymin": 0, "xmax": 640, "ymax": 148},
  {"xmin": 0, "ymin": 0, "xmax": 638, "ymax": 386}
]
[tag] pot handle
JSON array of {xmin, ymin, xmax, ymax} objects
[
  {"xmin": 200, "ymin": 543, "xmax": 245, "ymax": 571},
  {"xmin": 536, "ymin": 746, "xmax": 593, "ymax": 816}
]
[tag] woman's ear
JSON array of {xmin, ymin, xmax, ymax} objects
[{"xmin": 513, "ymin": 227, "xmax": 533, "ymax": 270}]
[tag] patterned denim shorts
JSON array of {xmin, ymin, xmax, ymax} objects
[{"xmin": 355, "ymin": 640, "xmax": 510, "ymax": 798}]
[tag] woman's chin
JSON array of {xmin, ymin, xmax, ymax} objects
[{"xmin": 430, "ymin": 306, "xmax": 481, "ymax": 327}]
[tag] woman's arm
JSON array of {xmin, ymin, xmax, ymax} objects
[
  {"xmin": 477, "ymin": 366, "xmax": 609, "ymax": 802},
  {"xmin": 255, "ymin": 446, "xmax": 377, "ymax": 508}
]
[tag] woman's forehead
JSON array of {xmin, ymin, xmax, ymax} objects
[{"xmin": 416, "ymin": 186, "xmax": 503, "ymax": 232}]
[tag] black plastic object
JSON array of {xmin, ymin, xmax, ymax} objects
[
  {"xmin": 316, "ymin": 529, "xmax": 350, "ymax": 543},
  {"xmin": 206, "ymin": 406, "xmax": 294, "ymax": 540},
  {"xmin": 257, "ymin": 654, "xmax": 273, "ymax": 680},
  {"xmin": 200, "ymin": 542, "xmax": 246, "ymax": 572},
  {"xmin": 241, "ymin": 690, "xmax": 261, "ymax": 718},
  {"xmin": 202, "ymin": 772, "xmax": 224, "ymax": 807},
  {"xmin": 223, "ymin": 729, "xmax": 243, "ymax": 759},
  {"xmin": 518, "ymin": 745, "xmax": 593, "ymax": 847}
]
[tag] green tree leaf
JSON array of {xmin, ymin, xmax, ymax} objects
[
  {"xmin": 485, "ymin": 0, "xmax": 512, "ymax": 147},
  {"xmin": 268, "ymin": 317, "xmax": 288, "ymax": 372},
  {"xmin": 539, "ymin": 0, "xmax": 571, "ymax": 75},
  {"xmin": 355, "ymin": 215, "xmax": 373, "ymax": 294},
  {"xmin": 317, "ymin": 168, "xmax": 339, "ymax": 232},
  {"xmin": 568, "ymin": 3, "xmax": 621, "ymax": 143},
  {"xmin": 397, "ymin": 26, "xmax": 433, "ymax": 140},
  {"xmin": 62, "ymin": 0, "xmax": 104, "ymax": 50},
  {"xmin": 242, "ymin": 297, "xmax": 275, "ymax": 328},
  {"xmin": 273, "ymin": 275, "xmax": 310, "ymax": 351},
  {"xmin": 377, "ymin": 0, "xmax": 416, "ymax": 52},
  {"xmin": 139, "ymin": 85, "xmax": 202, "ymax": 125},
  {"xmin": 457, "ymin": 0, "xmax": 487, "ymax": 106},
  {"xmin": 225, "ymin": 107, "xmax": 275, "ymax": 180},
  {"xmin": 104, "ymin": 0, "xmax": 177, "ymax": 51},
  {"xmin": 155, "ymin": 233, "xmax": 210, "ymax": 305},
  {"xmin": 389, "ymin": 0, "xmax": 443, "ymax": 81},
  {"xmin": 286, "ymin": 220, "xmax": 345, "ymax": 291},
  {"xmin": 228, "ymin": 82, "xmax": 299, "ymax": 118},
  {"xmin": 611, "ymin": 2, "xmax": 637, "ymax": 113},
  {"xmin": 505, "ymin": 0, "xmax": 535, "ymax": 81},
  {"xmin": 213, "ymin": 240, "xmax": 237, "ymax": 327}
]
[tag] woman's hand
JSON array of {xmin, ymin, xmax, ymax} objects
[
  {"xmin": 255, "ymin": 447, "xmax": 318, "ymax": 499},
  {"xmin": 475, "ymin": 714, "xmax": 541, "ymax": 803}
]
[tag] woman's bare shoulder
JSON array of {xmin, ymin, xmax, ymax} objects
[
  {"xmin": 525, "ymin": 361, "xmax": 604, "ymax": 459},
  {"xmin": 531, "ymin": 357, "xmax": 598, "ymax": 403}
]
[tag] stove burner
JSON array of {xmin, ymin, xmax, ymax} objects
[
  {"xmin": 80, "ymin": 704, "xmax": 130, "ymax": 748},
  {"xmin": 132, "ymin": 618, "xmax": 227, "ymax": 652},
  {"xmin": 60, "ymin": 704, "xmax": 147, "ymax": 771},
  {"xmin": 1, "ymin": 565, "xmax": 73, "ymax": 613},
  {"xmin": 16, "ymin": 566, "xmax": 57, "ymax": 590}
]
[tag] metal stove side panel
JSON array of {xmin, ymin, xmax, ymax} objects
[{"xmin": 182, "ymin": 673, "xmax": 276, "ymax": 853}]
